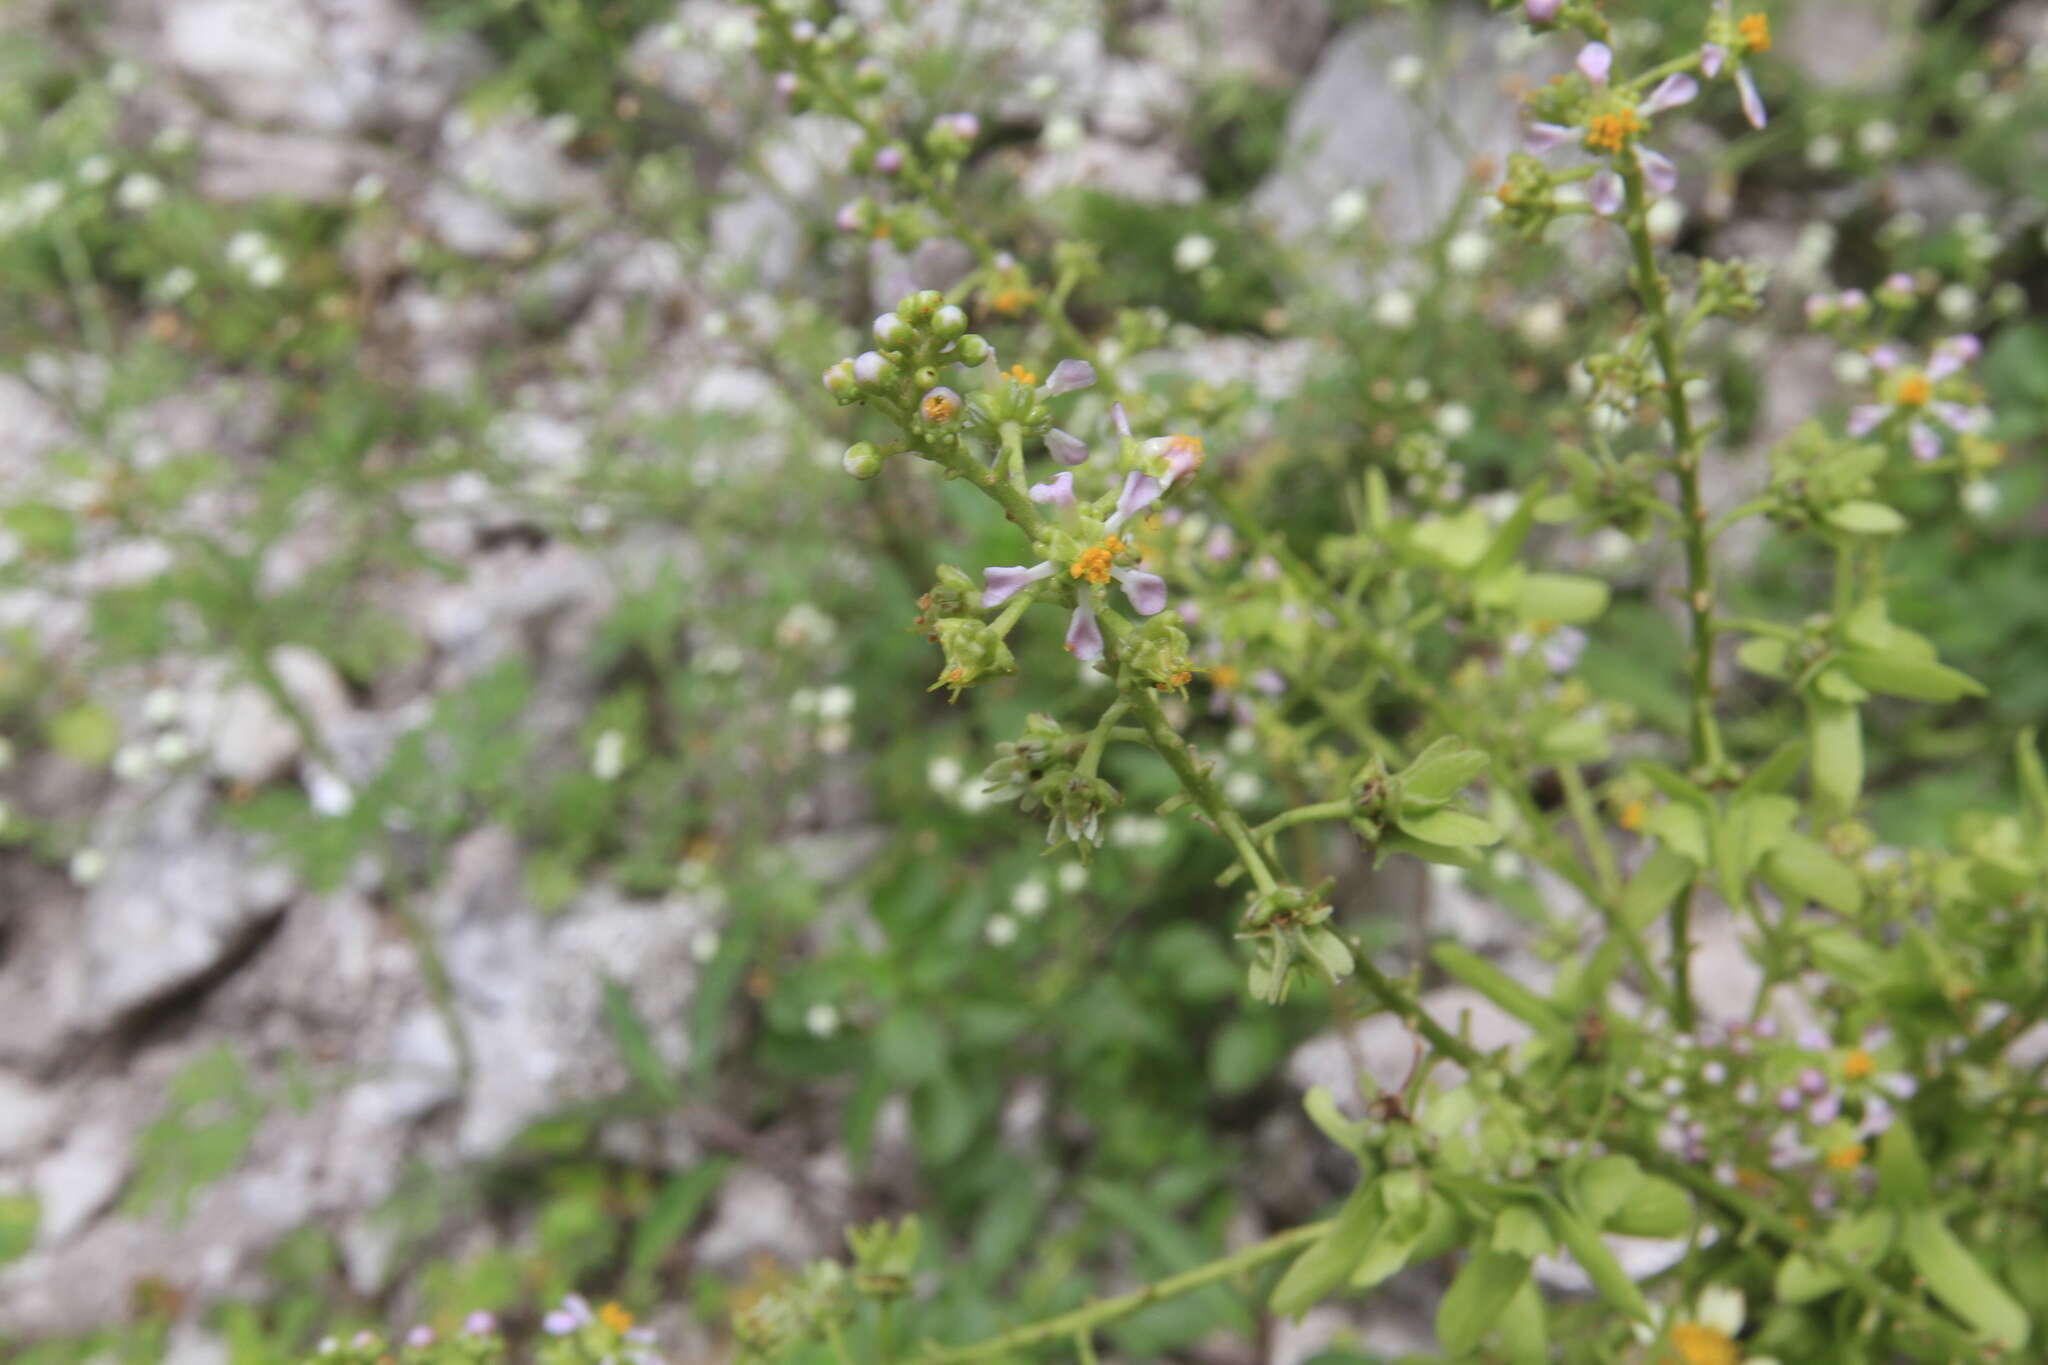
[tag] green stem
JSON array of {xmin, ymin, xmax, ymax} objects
[
  {"xmin": 1557, "ymin": 763, "xmax": 1622, "ymax": 900},
  {"xmin": 1077, "ymin": 699, "xmax": 1131, "ymax": 779},
  {"xmin": 1251, "ymin": 800, "xmax": 1354, "ymax": 844},
  {"xmin": 914, "ymin": 1220, "xmax": 1329, "ymax": 1364}
]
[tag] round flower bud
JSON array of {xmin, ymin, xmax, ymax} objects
[
  {"xmin": 897, "ymin": 289, "xmax": 944, "ymax": 323},
  {"xmin": 843, "ymin": 442, "xmax": 885, "ymax": 479},
  {"xmin": 931, "ymin": 304, "xmax": 968, "ymax": 341},
  {"xmin": 822, "ymin": 359, "xmax": 858, "ymax": 402},
  {"xmin": 1524, "ymin": 0, "xmax": 1561, "ymax": 20},
  {"xmin": 852, "ymin": 349, "xmax": 893, "ymax": 387},
  {"xmin": 953, "ymin": 333, "xmax": 991, "ymax": 365},
  {"xmin": 873, "ymin": 145, "xmax": 904, "ymax": 175},
  {"xmin": 873, "ymin": 312, "xmax": 914, "ymax": 348},
  {"xmin": 918, "ymin": 386, "xmax": 963, "ymax": 426}
]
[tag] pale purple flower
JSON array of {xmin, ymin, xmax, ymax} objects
[
  {"xmin": 938, "ymin": 112, "xmax": 981, "ymax": 142},
  {"xmin": 1047, "ymin": 428, "xmax": 1090, "ymax": 465},
  {"xmin": 406, "ymin": 1327, "xmax": 435, "ymax": 1349},
  {"xmin": 1577, "ymin": 42, "xmax": 1613, "ymax": 85},
  {"xmin": 1839, "ymin": 288, "xmax": 1868, "ymax": 313},
  {"xmin": 1524, "ymin": 0, "xmax": 1562, "ymax": 20},
  {"xmin": 1908, "ymin": 422, "xmax": 1942, "ymax": 462},
  {"xmin": 1776, "ymin": 1085, "xmax": 1802, "ymax": 1114},
  {"xmin": 1752, "ymin": 1018, "xmax": 1779, "ymax": 1040},
  {"xmin": 1701, "ymin": 44, "xmax": 1726, "ymax": 78},
  {"xmin": 1799, "ymin": 1066, "xmax": 1828, "ymax": 1097},
  {"xmin": 1638, "ymin": 147, "xmax": 1678, "ymax": 195},
  {"xmin": 1106, "ymin": 471, "xmax": 1164, "ymax": 531},
  {"xmin": 544, "ymin": 1312, "xmax": 579, "ymax": 1336},
  {"xmin": 1044, "ymin": 359, "xmax": 1096, "ymax": 396},
  {"xmin": 1204, "ymin": 525, "xmax": 1236, "ymax": 562},
  {"xmin": 1884, "ymin": 271, "xmax": 1915, "ymax": 295},
  {"xmin": 1639, "ymin": 73, "xmax": 1699, "ymax": 116},
  {"xmin": 1525, "ymin": 122, "xmax": 1576, "ymax": 153},
  {"xmin": 852, "ymin": 350, "xmax": 889, "ymax": 385},
  {"xmin": 983, "ymin": 563, "xmax": 1056, "ymax": 607},
  {"xmin": 1860, "ymin": 1097, "xmax": 1894, "ymax": 1135},
  {"xmin": 464, "ymin": 1312, "xmax": 498, "ymax": 1337},
  {"xmin": 1929, "ymin": 334, "xmax": 1981, "ymax": 378},
  {"xmin": 1110, "ymin": 402, "xmax": 1133, "ymax": 438},
  {"xmin": 1808, "ymin": 1092, "xmax": 1841, "ymax": 1125},
  {"xmin": 874, "ymin": 145, "xmax": 904, "ymax": 175},
  {"xmin": 773, "ymin": 72, "xmax": 799, "ymax": 100},
  {"xmin": 1117, "ymin": 568, "xmax": 1168, "ymax": 615},
  {"xmin": 1588, "ymin": 170, "xmax": 1624, "ymax": 217},
  {"xmin": 1701, "ymin": 1060, "xmax": 1728, "ymax": 1086},
  {"xmin": 835, "ymin": 201, "xmax": 862, "ymax": 233},
  {"xmin": 1735, "ymin": 67, "xmax": 1767, "ymax": 129},
  {"xmin": 1029, "ymin": 471, "xmax": 1076, "ymax": 511},
  {"xmin": 1541, "ymin": 625, "xmax": 1588, "ymax": 674},
  {"xmin": 1848, "ymin": 405, "xmax": 1886, "ymax": 437},
  {"xmin": 1065, "ymin": 601, "xmax": 1104, "ymax": 660}
]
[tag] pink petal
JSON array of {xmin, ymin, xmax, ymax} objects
[
  {"xmin": 1639, "ymin": 147, "xmax": 1678, "ymax": 195},
  {"xmin": 1640, "ymin": 73, "xmax": 1699, "ymax": 117},
  {"xmin": 1588, "ymin": 170, "xmax": 1624, "ymax": 216},
  {"xmin": 1110, "ymin": 402, "xmax": 1132, "ymax": 438},
  {"xmin": 1736, "ymin": 68, "xmax": 1767, "ymax": 129},
  {"xmin": 1113, "ymin": 567, "xmax": 1167, "ymax": 616},
  {"xmin": 983, "ymin": 562, "xmax": 1054, "ymax": 607},
  {"xmin": 1064, "ymin": 602, "xmax": 1104, "ymax": 659},
  {"xmin": 1029, "ymin": 471, "xmax": 1076, "ymax": 510},
  {"xmin": 1701, "ymin": 43, "xmax": 1726, "ymax": 78},
  {"xmin": 1847, "ymin": 405, "xmax": 1887, "ymax": 437},
  {"xmin": 1908, "ymin": 421, "xmax": 1941, "ymax": 462},
  {"xmin": 1046, "ymin": 428, "xmax": 1090, "ymax": 465},
  {"xmin": 1932, "ymin": 402, "xmax": 1986, "ymax": 434},
  {"xmin": 1043, "ymin": 359, "xmax": 1096, "ymax": 396},
  {"xmin": 1869, "ymin": 343, "xmax": 1901, "ymax": 371},
  {"xmin": 1525, "ymin": 122, "xmax": 1575, "ymax": 153},
  {"xmin": 1108, "ymin": 471, "xmax": 1164, "ymax": 530},
  {"xmin": 1577, "ymin": 42, "xmax": 1613, "ymax": 85}
]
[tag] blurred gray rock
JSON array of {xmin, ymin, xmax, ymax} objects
[{"xmin": 1783, "ymin": 1, "xmax": 1913, "ymax": 92}]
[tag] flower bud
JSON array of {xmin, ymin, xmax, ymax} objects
[
  {"xmin": 1524, "ymin": 0, "xmax": 1562, "ymax": 20},
  {"xmin": 852, "ymin": 349, "xmax": 893, "ymax": 387},
  {"xmin": 918, "ymin": 386, "xmax": 963, "ymax": 426},
  {"xmin": 874, "ymin": 144, "xmax": 904, "ymax": 175},
  {"xmin": 953, "ymin": 333, "xmax": 991, "ymax": 365},
  {"xmin": 931, "ymin": 304, "xmax": 969, "ymax": 341},
  {"xmin": 873, "ymin": 312, "xmax": 914, "ymax": 348},
  {"xmin": 843, "ymin": 442, "xmax": 884, "ymax": 479},
  {"xmin": 898, "ymin": 289, "xmax": 944, "ymax": 323},
  {"xmin": 822, "ymin": 359, "xmax": 858, "ymax": 402}
]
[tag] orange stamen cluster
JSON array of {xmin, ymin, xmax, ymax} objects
[
  {"xmin": 1209, "ymin": 663, "xmax": 1241, "ymax": 689},
  {"xmin": 1738, "ymin": 12, "xmax": 1771, "ymax": 52},
  {"xmin": 1896, "ymin": 372, "xmax": 1931, "ymax": 407},
  {"xmin": 1618, "ymin": 798, "xmax": 1647, "ymax": 832},
  {"xmin": 990, "ymin": 286, "xmax": 1031, "ymax": 315},
  {"xmin": 1843, "ymin": 1048, "xmax": 1875, "ymax": 1080},
  {"xmin": 1824, "ymin": 1142, "xmax": 1867, "ymax": 1171},
  {"xmin": 1584, "ymin": 107, "xmax": 1642, "ymax": 153},
  {"xmin": 922, "ymin": 391, "xmax": 959, "ymax": 423},
  {"xmin": 1070, "ymin": 536, "xmax": 1125, "ymax": 584},
  {"xmin": 1664, "ymin": 1323, "xmax": 1739, "ymax": 1365},
  {"xmin": 599, "ymin": 1303, "xmax": 635, "ymax": 1334},
  {"xmin": 1005, "ymin": 364, "xmax": 1038, "ymax": 385}
]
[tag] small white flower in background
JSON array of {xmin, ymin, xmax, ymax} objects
[
  {"xmin": 1937, "ymin": 283, "xmax": 1975, "ymax": 321},
  {"xmin": 116, "ymin": 173, "xmax": 163, "ymax": 212},
  {"xmin": 1223, "ymin": 770, "xmax": 1262, "ymax": 805},
  {"xmin": 69, "ymin": 848, "xmax": 108, "ymax": 887},
  {"xmin": 107, "ymin": 61, "xmax": 141, "ymax": 93},
  {"xmin": 247, "ymin": 254, "xmax": 286, "ymax": 288},
  {"xmin": 788, "ymin": 687, "xmax": 818, "ymax": 717},
  {"xmin": 815, "ymin": 684, "xmax": 854, "ymax": 722},
  {"xmin": 77, "ymin": 155, "xmax": 114, "ymax": 186},
  {"xmin": 226, "ymin": 231, "xmax": 269, "ymax": 269},
  {"xmin": 151, "ymin": 125, "xmax": 194, "ymax": 155},
  {"xmin": 1173, "ymin": 233, "xmax": 1216, "ymax": 273},
  {"xmin": 927, "ymin": 755, "xmax": 964, "ymax": 797},
  {"xmin": 956, "ymin": 781, "xmax": 994, "ymax": 814},
  {"xmin": 1403, "ymin": 377, "xmax": 1431, "ymax": 403},
  {"xmin": 710, "ymin": 12, "xmax": 755, "ymax": 52},
  {"xmin": 1051, "ymin": 865, "xmax": 1085, "ymax": 897},
  {"xmin": 542, "ymin": 113, "xmax": 580, "ymax": 146},
  {"xmin": 350, "ymin": 173, "xmax": 387, "ymax": 206},
  {"xmin": 1445, "ymin": 230, "xmax": 1490, "ymax": 275},
  {"xmin": 1479, "ymin": 490, "xmax": 1519, "ymax": 525},
  {"xmin": 1435, "ymin": 403, "xmax": 1474, "ymax": 441},
  {"xmin": 1833, "ymin": 351, "xmax": 1871, "ymax": 386},
  {"xmin": 1961, "ymin": 480, "xmax": 2000, "ymax": 519},
  {"xmin": 159, "ymin": 266, "xmax": 197, "ymax": 301},
  {"xmin": 700, "ymin": 642, "xmax": 743, "ymax": 674},
  {"xmin": 817, "ymin": 722, "xmax": 852, "ymax": 755},
  {"xmin": 676, "ymin": 857, "xmax": 717, "ymax": 891},
  {"xmin": 1326, "ymin": 187, "xmax": 1368, "ymax": 233},
  {"xmin": 1372, "ymin": 289, "xmax": 1416, "ymax": 331},
  {"xmin": 22, "ymin": 180, "xmax": 63, "ymax": 221},
  {"xmin": 1517, "ymin": 297, "xmax": 1567, "ymax": 347},
  {"xmin": 1225, "ymin": 727, "xmax": 1256, "ymax": 756},
  {"xmin": 804, "ymin": 1002, "xmax": 841, "ymax": 1038},
  {"xmin": 1681, "ymin": 377, "xmax": 1712, "ymax": 405},
  {"xmin": 1026, "ymin": 74, "xmax": 1059, "ymax": 102},
  {"xmin": 776, "ymin": 602, "xmax": 836, "ymax": 649},
  {"xmin": 1806, "ymin": 133, "xmax": 1842, "ymax": 169},
  {"xmin": 113, "ymin": 744, "xmax": 155, "ymax": 783},
  {"xmin": 688, "ymin": 927, "xmax": 722, "ymax": 963},
  {"xmin": 1645, "ymin": 197, "xmax": 1684, "ymax": 245},
  {"xmin": 592, "ymin": 729, "xmax": 628, "ymax": 781},
  {"xmin": 1011, "ymin": 877, "xmax": 1050, "ymax": 918},
  {"xmin": 1389, "ymin": 53, "xmax": 1426, "ymax": 92},
  {"xmin": 152, "ymin": 731, "xmax": 192, "ymax": 765},
  {"xmin": 983, "ymin": 913, "xmax": 1019, "ymax": 948},
  {"xmin": 1042, "ymin": 113, "xmax": 1084, "ymax": 151},
  {"xmin": 1856, "ymin": 118, "xmax": 1899, "ymax": 158},
  {"xmin": 305, "ymin": 764, "xmax": 355, "ymax": 817}
]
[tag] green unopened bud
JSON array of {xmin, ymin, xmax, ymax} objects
[
  {"xmin": 931, "ymin": 304, "xmax": 968, "ymax": 341},
  {"xmin": 872, "ymin": 312, "xmax": 914, "ymax": 348},
  {"xmin": 822, "ymin": 359, "xmax": 858, "ymax": 403},
  {"xmin": 843, "ymin": 442, "xmax": 884, "ymax": 479},
  {"xmin": 931, "ymin": 617, "xmax": 1016, "ymax": 695},
  {"xmin": 898, "ymin": 289, "xmax": 944, "ymax": 324},
  {"xmin": 1124, "ymin": 612, "xmax": 1194, "ymax": 692},
  {"xmin": 953, "ymin": 333, "xmax": 991, "ymax": 366}
]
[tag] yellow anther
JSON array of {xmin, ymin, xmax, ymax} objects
[
  {"xmin": 1070, "ymin": 536, "xmax": 1125, "ymax": 584},
  {"xmin": 1738, "ymin": 12, "xmax": 1771, "ymax": 52},
  {"xmin": 1583, "ymin": 107, "xmax": 1642, "ymax": 154}
]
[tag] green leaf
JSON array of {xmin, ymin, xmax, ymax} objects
[
  {"xmin": 1543, "ymin": 1203, "xmax": 1649, "ymax": 1322},
  {"xmin": 1436, "ymin": 1251, "xmax": 1530, "ymax": 1354},
  {"xmin": 1736, "ymin": 636, "xmax": 1790, "ymax": 678},
  {"xmin": 0, "ymin": 1194, "xmax": 37, "ymax": 1266},
  {"xmin": 1432, "ymin": 943, "xmax": 1570, "ymax": 1041},
  {"xmin": 1641, "ymin": 802, "xmax": 1710, "ymax": 866},
  {"xmin": 1401, "ymin": 739, "xmax": 1491, "ymax": 802},
  {"xmin": 1490, "ymin": 1203, "xmax": 1553, "ymax": 1259},
  {"xmin": 1535, "ymin": 716, "xmax": 1610, "ymax": 762},
  {"xmin": 1304, "ymin": 1086, "xmax": 1374, "ymax": 1155},
  {"xmin": 1208, "ymin": 1015, "xmax": 1284, "ymax": 1097},
  {"xmin": 48, "ymin": 702, "xmax": 119, "ymax": 766},
  {"xmin": 1410, "ymin": 507, "xmax": 1493, "ymax": 570},
  {"xmin": 1806, "ymin": 927, "xmax": 1891, "ymax": 989},
  {"xmin": 1902, "ymin": 1209, "xmax": 2031, "ymax": 1349},
  {"xmin": 1823, "ymin": 499, "xmax": 1907, "ymax": 535},
  {"xmin": 1761, "ymin": 833, "xmax": 1864, "ymax": 915},
  {"xmin": 1776, "ymin": 1209, "xmax": 1897, "ymax": 1304},
  {"xmin": 1738, "ymin": 738, "xmax": 1808, "ymax": 798},
  {"xmin": 1394, "ymin": 806, "xmax": 1500, "ymax": 848},
  {"xmin": 601, "ymin": 979, "xmax": 680, "ymax": 1107},
  {"xmin": 1606, "ymin": 1178, "xmax": 1693, "ymax": 1238},
  {"xmin": 1516, "ymin": 573, "xmax": 1610, "ymax": 625},
  {"xmin": 1270, "ymin": 1182, "xmax": 1381, "ymax": 1319},
  {"xmin": 1839, "ymin": 651, "xmax": 1986, "ymax": 703},
  {"xmin": 1570, "ymin": 1156, "xmax": 1643, "ymax": 1227},
  {"xmin": 876, "ymin": 1008, "xmax": 948, "ymax": 1085},
  {"xmin": 626, "ymin": 1162, "xmax": 730, "ymax": 1286},
  {"xmin": 1496, "ymin": 1278, "xmax": 1549, "ymax": 1365},
  {"xmin": 2018, "ymin": 728, "xmax": 2048, "ymax": 840},
  {"xmin": 1876, "ymin": 1122, "xmax": 1931, "ymax": 1208},
  {"xmin": 1808, "ymin": 699, "xmax": 1863, "ymax": 821}
]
